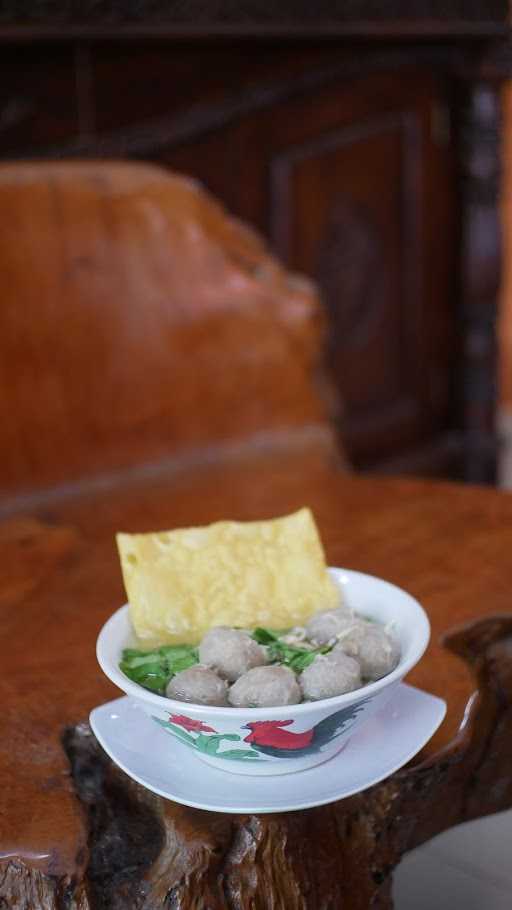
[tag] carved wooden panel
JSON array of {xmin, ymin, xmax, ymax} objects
[
  {"xmin": 88, "ymin": 43, "xmax": 343, "ymax": 139},
  {"xmin": 272, "ymin": 119, "xmax": 418, "ymax": 461},
  {"xmin": 459, "ymin": 82, "xmax": 501, "ymax": 483},
  {"xmin": 0, "ymin": 1, "xmax": 507, "ymax": 37},
  {"xmin": 254, "ymin": 72, "xmax": 457, "ymax": 468},
  {"xmin": 1, "ymin": 48, "xmax": 79, "ymax": 153},
  {"xmin": 500, "ymin": 84, "xmax": 512, "ymax": 416}
]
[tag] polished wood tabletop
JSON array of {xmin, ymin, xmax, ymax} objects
[{"xmin": 2, "ymin": 456, "xmax": 512, "ymax": 908}]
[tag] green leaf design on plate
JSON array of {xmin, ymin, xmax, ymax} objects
[
  {"xmin": 195, "ymin": 733, "xmax": 241, "ymax": 755},
  {"xmin": 153, "ymin": 718, "xmax": 197, "ymax": 746},
  {"xmin": 218, "ymin": 749, "xmax": 262, "ymax": 761},
  {"xmin": 153, "ymin": 719, "xmax": 253, "ymax": 758}
]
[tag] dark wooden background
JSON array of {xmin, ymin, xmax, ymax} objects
[{"xmin": 0, "ymin": 2, "xmax": 508, "ymax": 479}]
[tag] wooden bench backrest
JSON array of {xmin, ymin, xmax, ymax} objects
[{"xmin": 0, "ymin": 161, "xmax": 338, "ymax": 498}]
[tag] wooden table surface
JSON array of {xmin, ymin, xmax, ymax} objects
[{"xmin": 2, "ymin": 455, "xmax": 512, "ymax": 908}]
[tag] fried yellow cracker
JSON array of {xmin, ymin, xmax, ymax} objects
[{"xmin": 116, "ymin": 508, "xmax": 339, "ymax": 646}]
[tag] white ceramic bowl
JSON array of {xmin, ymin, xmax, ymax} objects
[{"xmin": 96, "ymin": 568, "xmax": 430, "ymax": 776}]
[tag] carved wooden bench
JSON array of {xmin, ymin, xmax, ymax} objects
[{"xmin": 0, "ymin": 160, "xmax": 344, "ymax": 509}]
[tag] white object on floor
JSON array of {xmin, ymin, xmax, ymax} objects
[
  {"xmin": 394, "ymin": 811, "xmax": 512, "ymax": 909},
  {"xmin": 90, "ymin": 682, "xmax": 446, "ymax": 814}
]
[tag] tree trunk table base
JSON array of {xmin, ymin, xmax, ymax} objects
[{"xmin": 56, "ymin": 616, "xmax": 512, "ymax": 910}]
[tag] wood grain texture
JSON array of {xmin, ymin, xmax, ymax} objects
[
  {"xmin": 0, "ymin": 160, "xmax": 338, "ymax": 500},
  {"xmin": 0, "ymin": 0, "xmax": 508, "ymax": 41},
  {"xmin": 1, "ymin": 466, "xmax": 512, "ymax": 906}
]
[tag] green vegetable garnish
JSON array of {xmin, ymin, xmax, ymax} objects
[
  {"xmin": 120, "ymin": 627, "xmax": 335, "ymax": 694},
  {"xmin": 120, "ymin": 644, "xmax": 199, "ymax": 694},
  {"xmin": 251, "ymin": 626, "xmax": 332, "ymax": 671},
  {"xmin": 251, "ymin": 627, "xmax": 283, "ymax": 644}
]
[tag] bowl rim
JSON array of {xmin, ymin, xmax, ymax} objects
[{"xmin": 96, "ymin": 566, "xmax": 431, "ymax": 719}]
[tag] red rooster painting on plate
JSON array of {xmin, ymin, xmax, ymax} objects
[{"xmin": 242, "ymin": 698, "xmax": 372, "ymax": 758}]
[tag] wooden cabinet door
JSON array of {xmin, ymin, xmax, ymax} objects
[
  {"xmin": 233, "ymin": 69, "xmax": 457, "ymax": 472},
  {"xmin": 142, "ymin": 64, "xmax": 456, "ymax": 472}
]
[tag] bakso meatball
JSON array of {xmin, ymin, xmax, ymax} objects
[
  {"xmin": 335, "ymin": 620, "xmax": 400, "ymax": 680},
  {"xmin": 199, "ymin": 626, "xmax": 267, "ymax": 682},
  {"xmin": 300, "ymin": 650, "xmax": 361, "ymax": 701},
  {"xmin": 228, "ymin": 665, "xmax": 301, "ymax": 708},
  {"xmin": 166, "ymin": 665, "xmax": 228, "ymax": 706},
  {"xmin": 305, "ymin": 606, "xmax": 354, "ymax": 646}
]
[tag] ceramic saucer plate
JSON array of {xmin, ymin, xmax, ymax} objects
[{"xmin": 90, "ymin": 683, "xmax": 446, "ymax": 814}]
